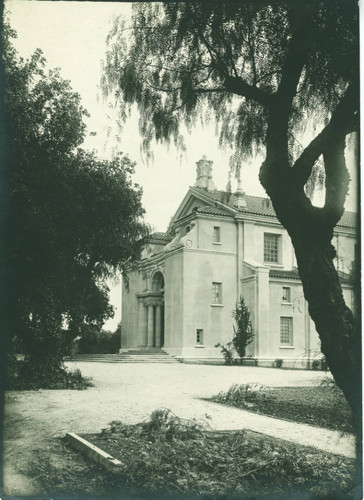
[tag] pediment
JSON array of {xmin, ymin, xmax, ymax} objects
[
  {"xmin": 167, "ymin": 187, "xmax": 236, "ymax": 233},
  {"xmin": 178, "ymin": 195, "xmax": 206, "ymax": 219}
]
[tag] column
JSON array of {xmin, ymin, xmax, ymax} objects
[
  {"xmin": 236, "ymin": 220, "xmax": 243, "ymax": 300},
  {"xmin": 304, "ymin": 300, "xmax": 311, "ymax": 368},
  {"xmin": 138, "ymin": 300, "xmax": 147, "ymax": 347},
  {"xmin": 155, "ymin": 304, "xmax": 162, "ymax": 347},
  {"xmin": 147, "ymin": 304, "xmax": 154, "ymax": 347},
  {"xmin": 255, "ymin": 266, "xmax": 270, "ymax": 358}
]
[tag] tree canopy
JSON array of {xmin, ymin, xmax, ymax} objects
[
  {"xmin": 3, "ymin": 22, "xmax": 149, "ymax": 381},
  {"xmin": 101, "ymin": 1, "xmax": 360, "ymax": 415},
  {"xmin": 102, "ymin": 1, "xmax": 358, "ymax": 177}
]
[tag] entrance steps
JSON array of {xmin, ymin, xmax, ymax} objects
[{"xmin": 67, "ymin": 349, "xmax": 180, "ymax": 364}]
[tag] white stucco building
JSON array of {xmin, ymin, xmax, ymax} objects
[{"xmin": 121, "ymin": 157, "xmax": 357, "ymax": 367}]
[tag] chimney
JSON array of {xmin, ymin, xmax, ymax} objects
[
  {"xmin": 194, "ymin": 156, "xmax": 216, "ymax": 191},
  {"xmin": 234, "ymin": 178, "xmax": 247, "ymax": 209}
]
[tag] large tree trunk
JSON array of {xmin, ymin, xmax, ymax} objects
[
  {"xmin": 291, "ymin": 227, "xmax": 362, "ymax": 481},
  {"xmin": 261, "ymin": 162, "xmax": 361, "ymax": 419},
  {"xmin": 292, "ymin": 233, "xmax": 361, "ymax": 414}
]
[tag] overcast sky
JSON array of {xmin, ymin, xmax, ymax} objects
[
  {"xmin": 5, "ymin": 1, "xmax": 359, "ymax": 329},
  {"xmin": 6, "ymin": 1, "xmax": 270, "ymax": 230}
]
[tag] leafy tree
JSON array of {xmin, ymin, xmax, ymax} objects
[
  {"xmin": 101, "ymin": 1, "xmax": 360, "ymax": 414},
  {"xmin": 3, "ymin": 23, "xmax": 148, "ymax": 385},
  {"xmin": 77, "ymin": 324, "xmax": 121, "ymax": 354},
  {"xmin": 232, "ymin": 296, "xmax": 254, "ymax": 359}
]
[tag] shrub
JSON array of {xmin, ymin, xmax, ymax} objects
[
  {"xmin": 232, "ymin": 296, "xmax": 255, "ymax": 358},
  {"xmin": 5, "ymin": 354, "xmax": 93, "ymax": 390},
  {"xmin": 214, "ymin": 383, "xmax": 272, "ymax": 405},
  {"xmin": 274, "ymin": 358, "xmax": 283, "ymax": 368},
  {"xmin": 319, "ymin": 376, "xmax": 337, "ymax": 390},
  {"xmin": 312, "ymin": 355, "xmax": 328, "ymax": 371},
  {"xmin": 215, "ymin": 342, "xmax": 236, "ymax": 365},
  {"xmin": 141, "ymin": 409, "xmax": 209, "ymax": 441},
  {"xmin": 104, "ymin": 409, "xmax": 209, "ymax": 443}
]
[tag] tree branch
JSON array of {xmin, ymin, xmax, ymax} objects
[
  {"xmin": 198, "ymin": 22, "xmax": 273, "ymax": 108},
  {"xmin": 322, "ymin": 136, "xmax": 349, "ymax": 224},
  {"xmin": 292, "ymin": 83, "xmax": 359, "ymax": 187},
  {"xmin": 264, "ymin": 4, "xmax": 316, "ymax": 166},
  {"xmin": 224, "ymin": 75, "xmax": 273, "ymax": 107}
]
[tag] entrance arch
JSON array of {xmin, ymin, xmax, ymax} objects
[
  {"xmin": 150, "ymin": 271, "xmax": 165, "ymax": 346},
  {"xmin": 137, "ymin": 270, "xmax": 165, "ymax": 348}
]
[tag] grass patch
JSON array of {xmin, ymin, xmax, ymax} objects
[{"xmin": 209, "ymin": 382, "xmax": 354, "ymax": 433}]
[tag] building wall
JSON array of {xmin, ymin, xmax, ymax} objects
[
  {"xmin": 179, "ymin": 248, "xmax": 237, "ymax": 358},
  {"xmin": 164, "ymin": 250, "xmax": 184, "ymax": 349},
  {"xmin": 197, "ymin": 217, "xmax": 237, "ymax": 253},
  {"xmin": 334, "ymin": 233, "xmax": 356, "ymax": 273},
  {"xmin": 240, "ymin": 276, "xmax": 256, "ymax": 357},
  {"xmin": 266, "ymin": 281, "xmax": 308, "ymax": 367},
  {"xmin": 121, "ymin": 269, "xmax": 145, "ymax": 349},
  {"xmin": 121, "ymin": 191, "xmax": 356, "ymax": 368}
]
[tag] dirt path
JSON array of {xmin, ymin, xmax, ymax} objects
[{"xmin": 2, "ymin": 363, "xmax": 355, "ymax": 496}]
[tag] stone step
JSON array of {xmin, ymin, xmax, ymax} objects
[
  {"xmin": 69, "ymin": 354, "xmax": 166, "ymax": 358},
  {"xmin": 67, "ymin": 352, "xmax": 180, "ymax": 363},
  {"xmin": 69, "ymin": 359, "xmax": 179, "ymax": 364},
  {"xmin": 123, "ymin": 350, "xmax": 169, "ymax": 355},
  {"xmin": 121, "ymin": 355, "xmax": 172, "ymax": 358},
  {"xmin": 70, "ymin": 355, "xmax": 119, "ymax": 358},
  {"xmin": 118, "ymin": 359, "xmax": 178, "ymax": 363},
  {"xmin": 118, "ymin": 354, "xmax": 178, "ymax": 362}
]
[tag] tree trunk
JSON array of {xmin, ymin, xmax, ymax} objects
[
  {"xmin": 292, "ymin": 234, "xmax": 361, "ymax": 414},
  {"xmin": 261, "ymin": 170, "xmax": 361, "ymax": 426}
]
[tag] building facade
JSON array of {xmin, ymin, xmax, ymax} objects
[{"xmin": 121, "ymin": 157, "xmax": 357, "ymax": 367}]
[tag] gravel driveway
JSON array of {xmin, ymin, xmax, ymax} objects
[{"xmin": 2, "ymin": 363, "xmax": 355, "ymax": 497}]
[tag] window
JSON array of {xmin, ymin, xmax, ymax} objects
[
  {"xmin": 282, "ymin": 287, "xmax": 291, "ymax": 302},
  {"xmin": 264, "ymin": 233, "xmax": 280, "ymax": 263},
  {"xmin": 196, "ymin": 329, "xmax": 204, "ymax": 345},
  {"xmin": 280, "ymin": 317, "xmax": 293, "ymax": 345},
  {"xmin": 212, "ymin": 282, "xmax": 222, "ymax": 304},
  {"xmin": 213, "ymin": 226, "xmax": 221, "ymax": 243}
]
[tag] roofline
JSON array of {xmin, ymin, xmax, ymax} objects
[
  {"xmin": 167, "ymin": 186, "xmax": 357, "ymax": 233},
  {"xmin": 189, "ymin": 186, "xmax": 238, "ymax": 215},
  {"xmin": 167, "ymin": 186, "xmax": 238, "ymax": 232}
]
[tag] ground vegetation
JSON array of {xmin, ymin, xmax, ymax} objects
[
  {"xmin": 29, "ymin": 410, "xmax": 356, "ymax": 498},
  {"xmin": 210, "ymin": 382, "xmax": 354, "ymax": 433}
]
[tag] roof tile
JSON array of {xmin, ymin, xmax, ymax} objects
[
  {"xmin": 149, "ymin": 232, "xmax": 173, "ymax": 242},
  {"xmin": 269, "ymin": 268, "xmax": 351, "ymax": 284},
  {"xmin": 193, "ymin": 187, "xmax": 357, "ymax": 228}
]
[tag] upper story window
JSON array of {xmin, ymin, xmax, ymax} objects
[
  {"xmin": 212, "ymin": 282, "xmax": 222, "ymax": 304},
  {"xmin": 264, "ymin": 233, "xmax": 280, "ymax": 263},
  {"xmin": 213, "ymin": 226, "xmax": 221, "ymax": 243},
  {"xmin": 282, "ymin": 287, "xmax": 291, "ymax": 302},
  {"xmin": 152, "ymin": 272, "xmax": 164, "ymax": 292}
]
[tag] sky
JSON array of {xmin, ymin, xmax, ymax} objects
[
  {"xmin": 5, "ymin": 1, "xmax": 359, "ymax": 329},
  {"xmin": 5, "ymin": 1, "xmax": 268, "ymax": 231}
]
